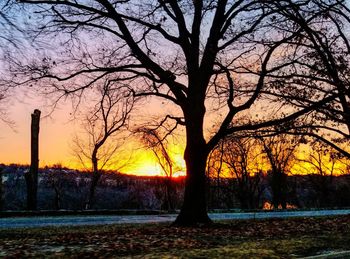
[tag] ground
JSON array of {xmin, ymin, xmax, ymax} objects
[{"xmin": 0, "ymin": 215, "xmax": 349, "ymax": 258}]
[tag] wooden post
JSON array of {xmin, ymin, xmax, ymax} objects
[{"xmin": 25, "ymin": 109, "xmax": 41, "ymax": 210}]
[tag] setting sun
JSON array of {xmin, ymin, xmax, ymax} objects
[{"xmin": 122, "ymin": 144, "xmax": 186, "ymax": 177}]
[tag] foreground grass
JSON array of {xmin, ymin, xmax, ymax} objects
[{"xmin": 0, "ymin": 215, "xmax": 349, "ymax": 258}]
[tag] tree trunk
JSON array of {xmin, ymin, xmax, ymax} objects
[
  {"xmin": 174, "ymin": 141, "xmax": 211, "ymax": 226},
  {"xmin": 271, "ymin": 171, "xmax": 287, "ymax": 209},
  {"xmin": 85, "ymin": 171, "xmax": 101, "ymax": 210},
  {"xmin": 53, "ymin": 186, "xmax": 61, "ymax": 210},
  {"xmin": 173, "ymin": 92, "xmax": 212, "ymax": 226},
  {"xmin": 85, "ymin": 150, "xmax": 100, "ymax": 210},
  {"xmin": 25, "ymin": 109, "xmax": 41, "ymax": 211}
]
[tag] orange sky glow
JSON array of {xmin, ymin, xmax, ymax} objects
[
  {"xmin": 1, "ymin": 89, "xmax": 349, "ymax": 177},
  {"xmin": 0, "ymin": 91, "xmax": 187, "ymax": 176}
]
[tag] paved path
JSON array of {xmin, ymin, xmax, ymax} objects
[{"xmin": 0, "ymin": 209, "xmax": 349, "ymax": 229}]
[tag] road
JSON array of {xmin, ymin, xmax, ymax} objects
[{"xmin": 0, "ymin": 209, "xmax": 349, "ymax": 229}]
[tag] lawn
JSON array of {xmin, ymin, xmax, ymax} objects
[{"xmin": 0, "ymin": 215, "xmax": 349, "ymax": 258}]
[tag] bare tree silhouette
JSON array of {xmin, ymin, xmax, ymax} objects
[
  {"xmin": 261, "ymin": 1, "xmax": 350, "ymax": 157},
  {"xmin": 73, "ymin": 81, "xmax": 134, "ymax": 209},
  {"xmin": 299, "ymin": 142, "xmax": 341, "ymax": 208},
  {"xmin": 221, "ymin": 137, "xmax": 264, "ymax": 210},
  {"xmin": 259, "ymin": 134, "xmax": 300, "ymax": 209},
  {"xmin": 137, "ymin": 127, "xmax": 179, "ymax": 212}
]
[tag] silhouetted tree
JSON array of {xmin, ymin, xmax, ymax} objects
[
  {"xmin": 73, "ymin": 81, "xmax": 134, "ymax": 209},
  {"xmin": 259, "ymin": 134, "xmax": 299, "ymax": 209},
  {"xmin": 206, "ymin": 140, "xmax": 225, "ymax": 209},
  {"xmin": 7, "ymin": 0, "xmax": 347, "ymax": 225},
  {"xmin": 137, "ymin": 127, "xmax": 178, "ymax": 212},
  {"xmin": 46, "ymin": 164, "xmax": 66, "ymax": 210},
  {"xmin": 263, "ymin": 1, "xmax": 350, "ymax": 157},
  {"xmin": 222, "ymin": 137, "xmax": 264, "ymax": 210},
  {"xmin": 299, "ymin": 142, "xmax": 340, "ymax": 207}
]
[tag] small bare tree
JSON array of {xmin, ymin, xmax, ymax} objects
[
  {"xmin": 221, "ymin": 137, "xmax": 264, "ymax": 210},
  {"xmin": 206, "ymin": 140, "xmax": 225, "ymax": 209},
  {"xmin": 299, "ymin": 142, "xmax": 340, "ymax": 208},
  {"xmin": 73, "ymin": 80, "xmax": 134, "ymax": 210},
  {"xmin": 46, "ymin": 164, "xmax": 67, "ymax": 210},
  {"xmin": 259, "ymin": 134, "xmax": 300, "ymax": 209},
  {"xmin": 137, "ymin": 127, "xmax": 178, "ymax": 212}
]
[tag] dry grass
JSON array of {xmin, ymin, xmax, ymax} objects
[{"xmin": 0, "ymin": 215, "xmax": 349, "ymax": 258}]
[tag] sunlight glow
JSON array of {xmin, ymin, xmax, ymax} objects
[
  {"xmin": 1, "ymin": 96, "xmax": 349, "ymax": 177},
  {"xmin": 118, "ymin": 142, "xmax": 186, "ymax": 177}
]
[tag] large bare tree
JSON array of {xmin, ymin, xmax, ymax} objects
[
  {"xmin": 260, "ymin": 0, "xmax": 350, "ymax": 157},
  {"xmin": 6, "ymin": 0, "xmax": 347, "ymax": 225}
]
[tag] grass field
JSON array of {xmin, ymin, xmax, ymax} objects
[{"xmin": 0, "ymin": 215, "xmax": 349, "ymax": 258}]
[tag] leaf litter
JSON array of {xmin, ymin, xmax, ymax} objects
[{"xmin": 0, "ymin": 215, "xmax": 349, "ymax": 258}]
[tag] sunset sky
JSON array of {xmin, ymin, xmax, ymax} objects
[
  {"xmin": 1, "ymin": 91, "xmax": 348, "ymax": 177},
  {"xmin": 1, "ymin": 1, "xmax": 349, "ymax": 180},
  {"xmin": 0, "ymin": 88, "xmax": 186, "ymax": 176}
]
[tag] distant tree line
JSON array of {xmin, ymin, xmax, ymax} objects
[
  {"xmin": 1, "ymin": 156, "xmax": 350, "ymax": 212},
  {"xmin": 206, "ymin": 134, "xmax": 350, "ymax": 210},
  {"xmin": 0, "ymin": 164, "xmax": 185, "ymax": 211}
]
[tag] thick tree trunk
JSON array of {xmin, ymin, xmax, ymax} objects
[
  {"xmin": 174, "ymin": 91, "xmax": 212, "ymax": 226},
  {"xmin": 25, "ymin": 109, "xmax": 41, "ymax": 211},
  {"xmin": 174, "ymin": 141, "xmax": 212, "ymax": 226}
]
